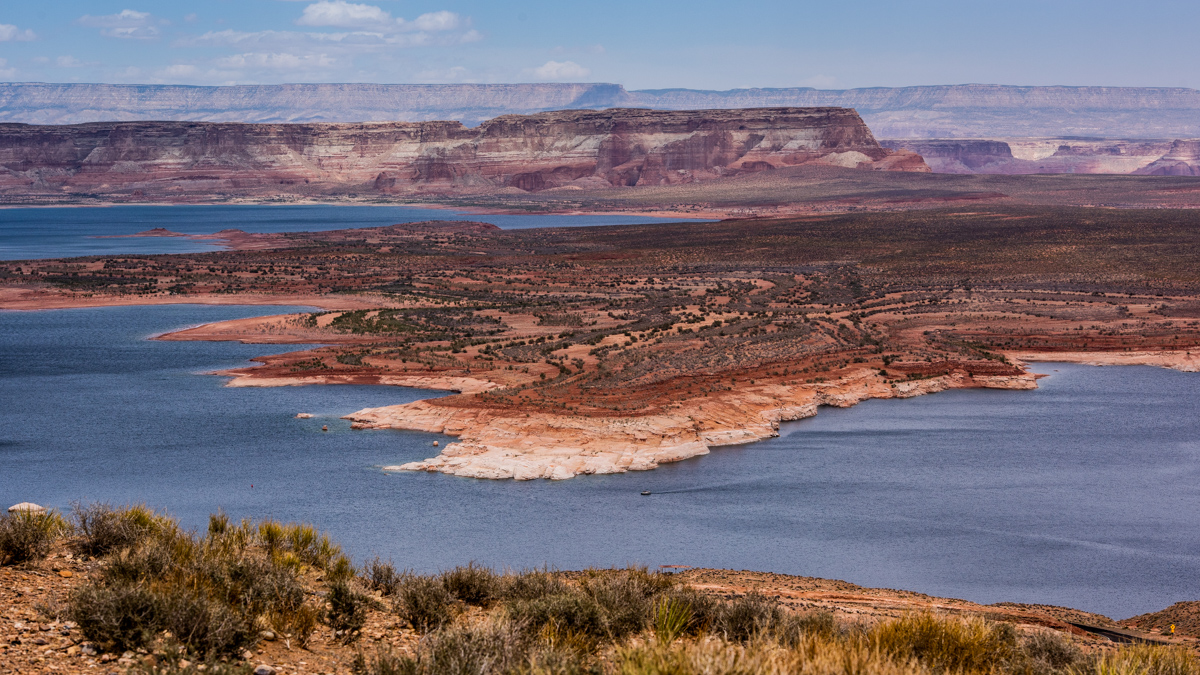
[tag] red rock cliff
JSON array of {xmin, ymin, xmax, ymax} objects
[{"xmin": 0, "ymin": 107, "xmax": 927, "ymax": 199}]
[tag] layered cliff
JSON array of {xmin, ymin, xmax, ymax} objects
[
  {"xmin": 882, "ymin": 138, "xmax": 1193, "ymax": 174},
  {"xmin": 5, "ymin": 82, "xmax": 1200, "ymax": 137},
  {"xmin": 0, "ymin": 107, "xmax": 927, "ymax": 199}
]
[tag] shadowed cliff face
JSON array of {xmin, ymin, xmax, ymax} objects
[{"xmin": 0, "ymin": 107, "xmax": 928, "ymax": 199}]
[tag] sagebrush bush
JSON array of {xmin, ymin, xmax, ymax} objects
[
  {"xmin": 395, "ymin": 575, "xmax": 455, "ymax": 633},
  {"xmin": 69, "ymin": 580, "xmax": 160, "ymax": 653},
  {"xmin": 362, "ymin": 557, "xmax": 402, "ymax": 596},
  {"xmin": 441, "ymin": 562, "xmax": 497, "ymax": 605},
  {"xmin": 0, "ymin": 510, "xmax": 67, "ymax": 565},
  {"xmin": 508, "ymin": 593, "xmax": 606, "ymax": 642},
  {"xmin": 1020, "ymin": 629, "xmax": 1082, "ymax": 674},
  {"xmin": 73, "ymin": 503, "xmax": 168, "ymax": 557},
  {"xmin": 711, "ymin": 592, "xmax": 783, "ymax": 642},
  {"xmin": 327, "ymin": 579, "xmax": 369, "ymax": 643},
  {"xmin": 497, "ymin": 568, "xmax": 571, "ymax": 602}
]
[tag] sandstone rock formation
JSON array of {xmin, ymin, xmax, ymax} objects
[
  {"xmin": 0, "ymin": 107, "xmax": 927, "ymax": 198},
  {"xmin": 1134, "ymin": 140, "xmax": 1200, "ymax": 176},
  {"xmin": 5, "ymin": 82, "xmax": 1200, "ymax": 138},
  {"xmin": 881, "ymin": 137, "xmax": 1200, "ymax": 175},
  {"xmin": 346, "ymin": 369, "xmax": 1036, "ymax": 480}
]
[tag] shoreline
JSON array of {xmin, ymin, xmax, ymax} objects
[{"xmin": 10, "ymin": 297, "xmax": 1200, "ymax": 480}]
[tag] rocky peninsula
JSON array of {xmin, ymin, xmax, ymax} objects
[{"xmin": 6, "ymin": 207, "xmax": 1200, "ymax": 479}]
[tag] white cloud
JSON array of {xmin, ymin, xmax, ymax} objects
[
  {"xmin": 411, "ymin": 11, "xmax": 461, "ymax": 32},
  {"xmin": 0, "ymin": 23, "xmax": 36, "ymax": 41},
  {"xmin": 532, "ymin": 60, "xmax": 590, "ymax": 80},
  {"xmin": 79, "ymin": 9, "xmax": 163, "ymax": 40},
  {"xmin": 297, "ymin": 1, "xmax": 392, "ymax": 29},
  {"xmin": 216, "ymin": 52, "xmax": 337, "ymax": 70},
  {"xmin": 162, "ymin": 64, "xmax": 198, "ymax": 77},
  {"xmin": 0, "ymin": 58, "xmax": 14, "ymax": 78},
  {"xmin": 56, "ymin": 56, "xmax": 86, "ymax": 67}
]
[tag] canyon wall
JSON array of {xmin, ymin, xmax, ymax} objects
[
  {"xmin": 4, "ymin": 82, "xmax": 1200, "ymax": 138},
  {"xmin": 0, "ymin": 107, "xmax": 927, "ymax": 199}
]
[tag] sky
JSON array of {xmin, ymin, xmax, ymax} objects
[{"xmin": 1, "ymin": 0, "xmax": 1199, "ymax": 91}]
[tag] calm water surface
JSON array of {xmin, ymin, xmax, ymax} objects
[
  {"xmin": 0, "ymin": 205, "xmax": 698, "ymax": 260},
  {"xmin": 2, "ymin": 305, "xmax": 1199, "ymax": 619}
]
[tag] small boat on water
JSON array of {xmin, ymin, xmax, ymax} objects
[{"xmin": 641, "ymin": 490, "xmax": 651, "ymax": 496}]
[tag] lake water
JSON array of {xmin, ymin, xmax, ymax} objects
[
  {"xmin": 2, "ymin": 304, "xmax": 1198, "ymax": 619},
  {"xmin": 0, "ymin": 205, "xmax": 697, "ymax": 260}
]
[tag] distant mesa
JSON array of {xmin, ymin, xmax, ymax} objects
[
  {"xmin": 0, "ymin": 107, "xmax": 929, "ymax": 201},
  {"xmin": 884, "ymin": 137, "xmax": 1200, "ymax": 176},
  {"xmin": 4, "ymin": 82, "xmax": 1200, "ymax": 137}
]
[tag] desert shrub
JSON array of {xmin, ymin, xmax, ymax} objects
[
  {"xmin": 616, "ymin": 635, "xmax": 928, "ymax": 675},
  {"xmin": 69, "ymin": 580, "xmax": 160, "ymax": 652},
  {"xmin": 396, "ymin": 575, "xmax": 455, "ymax": 633},
  {"xmin": 153, "ymin": 587, "xmax": 253, "ymax": 657},
  {"xmin": 269, "ymin": 601, "xmax": 320, "ymax": 648},
  {"xmin": 0, "ymin": 510, "xmax": 67, "ymax": 565},
  {"xmin": 579, "ymin": 568, "xmax": 669, "ymax": 640},
  {"xmin": 508, "ymin": 593, "xmax": 606, "ymax": 642},
  {"xmin": 73, "ymin": 503, "xmax": 169, "ymax": 556},
  {"xmin": 711, "ymin": 592, "xmax": 784, "ymax": 642},
  {"xmin": 1020, "ymin": 630, "xmax": 1082, "ymax": 674},
  {"xmin": 70, "ymin": 510, "xmax": 313, "ymax": 658},
  {"xmin": 327, "ymin": 579, "xmax": 369, "ymax": 643},
  {"xmin": 869, "ymin": 613, "xmax": 1018, "ymax": 674},
  {"xmin": 362, "ymin": 557, "xmax": 402, "ymax": 596},
  {"xmin": 441, "ymin": 562, "xmax": 498, "ymax": 605},
  {"xmin": 773, "ymin": 610, "xmax": 842, "ymax": 647},
  {"xmin": 257, "ymin": 520, "xmax": 344, "ymax": 572},
  {"xmin": 381, "ymin": 622, "xmax": 530, "ymax": 675},
  {"xmin": 1081, "ymin": 644, "xmax": 1200, "ymax": 675},
  {"xmin": 497, "ymin": 568, "xmax": 571, "ymax": 602}
]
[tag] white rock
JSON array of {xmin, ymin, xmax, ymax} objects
[{"xmin": 7, "ymin": 502, "xmax": 46, "ymax": 514}]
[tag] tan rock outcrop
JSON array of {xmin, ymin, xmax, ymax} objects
[{"xmin": 347, "ymin": 368, "xmax": 1037, "ymax": 480}]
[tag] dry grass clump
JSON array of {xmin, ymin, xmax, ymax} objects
[{"xmin": 0, "ymin": 509, "xmax": 68, "ymax": 565}]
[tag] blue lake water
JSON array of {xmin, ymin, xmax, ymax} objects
[
  {"xmin": 0, "ymin": 205, "xmax": 697, "ymax": 260},
  {"xmin": 2, "ymin": 304, "xmax": 1199, "ymax": 619}
]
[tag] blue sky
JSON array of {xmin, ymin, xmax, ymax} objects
[{"xmin": 1, "ymin": 0, "xmax": 1199, "ymax": 90}]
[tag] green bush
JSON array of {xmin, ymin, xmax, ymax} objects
[
  {"xmin": 441, "ymin": 562, "xmax": 498, "ymax": 606},
  {"xmin": 0, "ymin": 510, "xmax": 67, "ymax": 565},
  {"xmin": 396, "ymin": 576, "xmax": 455, "ymax": 633}
]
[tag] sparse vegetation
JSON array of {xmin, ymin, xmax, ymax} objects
[
  {"xmin": 4, "ymin": 504, "xmax": 1196, "ymax": 675},
  {"xmin": 0, "ymin": 509, "xmax": 67, "ymax": 565}
]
